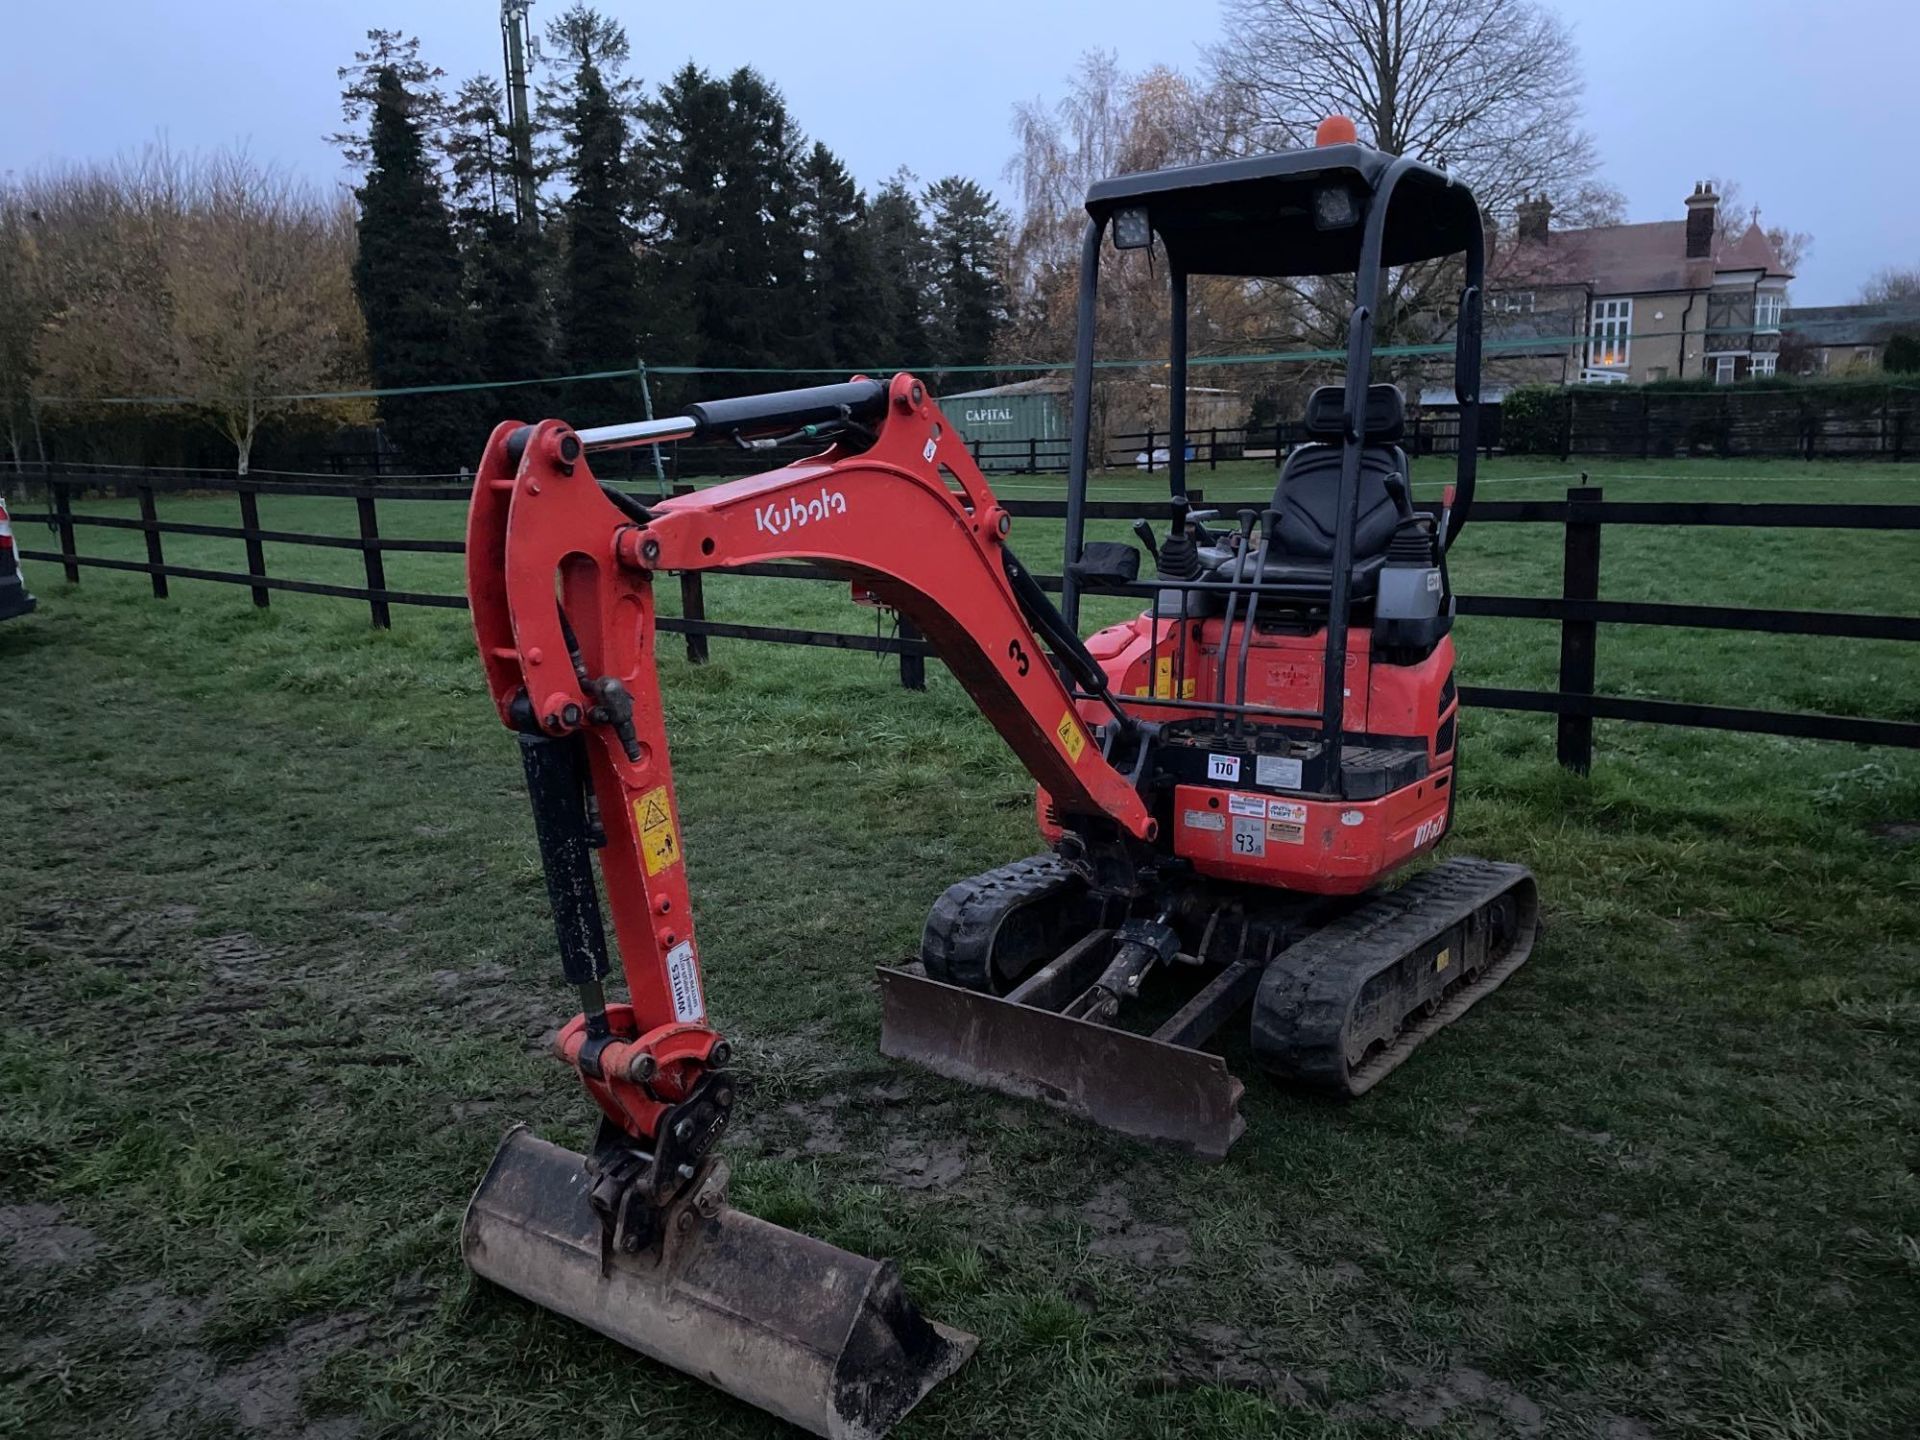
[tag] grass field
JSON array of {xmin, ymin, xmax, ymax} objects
[{"xmin": 4, "ymin": 454, "xmax": 1919, "ymax": 1439}]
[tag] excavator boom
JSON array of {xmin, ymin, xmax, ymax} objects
[{"xmin": 458, "ymin": 373, "xmax": 1174, "ymax": 1437}]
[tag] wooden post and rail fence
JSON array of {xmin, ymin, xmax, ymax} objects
[{"xmin": 9, "ymin": 467, "xmax": 1920, "ymax": 771}]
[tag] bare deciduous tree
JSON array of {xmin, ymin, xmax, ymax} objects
[
  {"xmin": 12, "ymin": 147, "xmax": 368, "ymax": 471},
  {"xmin": 1858, "ymin": 266, "xmax": 1920, "ymax": 304},
  {"xmin": 162, "ymin": 154, "xmax": 368, "ymax": 473},
  {"xmin": 0, "ymin": 189, "xmax": 51, "ymax": 463},
  {"xmin": 27, "ymin": 151, "xmax": 180, "ymax": 426},
  {"xmin": 1208, "ymin": 0, "xmax": 1616, "ymax": 226},
  {"xmin": 1001, "ymin": 53, "xmax": 1276, "ymax": 440},
  {"xmin": 1206, "ymin": 0, "xmax": 1622, "ymax": 388}
]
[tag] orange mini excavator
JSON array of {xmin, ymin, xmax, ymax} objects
[{"xmin": 458, "ymin": 122, "xmax": 1538, "ymax": 1437}]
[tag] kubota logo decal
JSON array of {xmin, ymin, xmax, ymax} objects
[{"xmin": 755, "ymin": 486, "xmax": 848, "ymax": 535}]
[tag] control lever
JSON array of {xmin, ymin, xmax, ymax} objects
[
  {"xmin": 1210, "ymin": 511, "xmax": 1261, "ymax": 712},
  {"xmin": 1130, "ymin": 517, "xmax": 1161, "ymax": 563},
  {"xmin": 1230, "ymin": 509, "xmax": 1283, "ymax": 739}
]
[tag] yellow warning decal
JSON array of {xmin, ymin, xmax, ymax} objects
[
  {"xmin": 1434, "ymin": 946, "xmax": 1452, "ymax": 973},
  {"xmin": 1153, "ymin": 657, "xmax": 1197, "ymax": 699},
  {"xmin": 1056, "ymin": 710, "xmax": 1087, "ymax": 763},
  {"xmin": 634, "ymin": 785, "xmax": 682, "ymax": 876}
]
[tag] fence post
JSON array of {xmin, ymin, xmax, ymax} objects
[
  {"xmin": 238, "ymin": 485, "xmax": 269, "ymax": 609},
  {"xmin": 355, "ymin": 488, "xmax": 390, "ymax": 628},
  {"xmin": 1145, "ymin": 427, "xmax": 1157, "ymax": 473},
  {"xmin": 1556, "ymin": 483, "xmax": 1603, "ymax": 774},
  {"xmin": 972, "ymin": 437, "xmax": 982, "ymax": 467},
  {"xmin": 137, "ymin": 482, "xmax": 167, "ymax": 599},
  {"xmin": 51, "ymin": 479, "xmax": 80, "ymax": 584},
  {"xmin": 898, "ymin": 613, "xmax": 926, "ymax": 691},
  {"xmin": 1209, "ymin": 427, "xmax": 1218, "ymax": 469},
  {"xmin": 1028, "ymin": 436, "xmax": 1037, "ymax": 474},
  {"xmin": 679, "ymin": 572, "xmax": 709, "ymax": 664}
]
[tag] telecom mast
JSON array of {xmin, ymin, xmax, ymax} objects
[{"xmin": 500, "ymin": 0, "xmax": 538, "ymax": 227}]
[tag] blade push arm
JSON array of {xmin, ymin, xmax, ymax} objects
[{"xmin": 466, "ymin": 373, "xmax": 1154, "ymax": 1151}]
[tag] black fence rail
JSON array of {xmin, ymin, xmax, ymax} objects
[
  {"xmin": 960, "ymin": 412, "xmax": 1500, "ymax": 475},
  {"xmin": 9, "ymin": 468, "xmax": 1919, "ymax": 771}
]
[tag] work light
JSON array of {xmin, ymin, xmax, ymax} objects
[
  {"xmin": 1112, "ymin": 206, "xmax": 1153, "ymax": 249},
  {"xmin": 1313, "ymin": 185, "xmax": 1359, "ymax": 229}
]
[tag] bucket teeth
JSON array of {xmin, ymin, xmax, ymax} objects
[{"xmin": 463, "ymin": 1126, "xmax": 975, "ymax": 1439}]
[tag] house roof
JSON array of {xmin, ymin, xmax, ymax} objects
[
  {"xmin": 1493, "ymin": 218, "xmax": 1791, "ymax": 297},
  {"xmin": 946, "ymin": 377, "xmax": 1240, "ymax": 399},
  {"xmin": 1781, "ymin": 300, "xmax": 1920, "ymax": 347},
  {"xmin": 944, "ymin": 377, "xmax": 1068, "ymax": 399}
]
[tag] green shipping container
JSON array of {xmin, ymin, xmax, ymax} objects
[{"xmin": 941, "ymin": 387, "xmax": 1068, "ymax": 471}]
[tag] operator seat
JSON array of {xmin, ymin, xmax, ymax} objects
[{"xmin": 1210, "ymin": 384, "xmax": 1415, "ymax": 602}]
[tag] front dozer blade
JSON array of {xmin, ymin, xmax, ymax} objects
[
  {"xmin": 463, "ymin": 1126, "xmax": 976, "ymax": 1440},
  {"xmin": 877, "ymin": 965, "xmax": 1247, "ymax": 1161}
]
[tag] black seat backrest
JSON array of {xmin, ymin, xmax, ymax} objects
[
  {"xmin": 1272, "ymin": 384, "xmax": 1411, "ymax": 561},
  {"xmin": 1300, "ymin": 383, "xmax": 1405, "ymax": 442}
]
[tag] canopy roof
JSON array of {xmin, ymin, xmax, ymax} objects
[{"xmin": 1083, "ymin": 144, "xmax": 1481, "ymax": 278}]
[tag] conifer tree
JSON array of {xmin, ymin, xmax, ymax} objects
[
  {"xmin": 794, "ymin": 143, "xmax": 888, "ymax": 371},
  {"xmin": 864, "ymin": 169, "xmax": 935, "ymax": 369},
  {"xmin": 540, "ymin": 5, "xmax": 642, "ymax": 423},
  {"xmin": 445, "ymin": 75, "xmax": 550, "ymax": 420},
  {"xmin": 637, "ymin": 65, "xmax": 807, "ymax": 396},
  {"xmin": 336, "ymin": 31, "xmax": 475, "ymax": 466},
  {"xmin": 923, "ymin": 176, "xmax": 1008, "ymax": 371}
]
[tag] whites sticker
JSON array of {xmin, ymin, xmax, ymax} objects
[
  {"xmin": 665, "ymin": 940, "xmax": 706, "ymax": 1023},
  {"xmin": 1183, "ymin": 809, "xmax": 1226, "ymax": 832},
  {"xmin": 1255, "ymin": 754, "xmax": 1304, "ymax": 790},
  {"xmin": 1266, "ymin": 799, "xmax": 1307, "ymax": 845},
  {"xmin": 1206, "ymin": 753, "xmax": 1242, "ymax": 783},
  {"xmin": 1228, "ymin": 793, "xmax": 1266, "ymax": 818},
  {"xmin": 1231, "ymin": 816, "xmax": 1266, "ymax": 857}
]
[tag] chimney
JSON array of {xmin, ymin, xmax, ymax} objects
[
  {"xmin": 1515, "ymin": 194, "xmax": 1552, "ymax": 244},
  {"xmin": 1685, "ymin": 181, "xmax": 1718, "ymax": 259}
]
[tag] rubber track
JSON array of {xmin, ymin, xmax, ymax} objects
[
  {"xmin": 920, "ymin": 854, "xmax": 1081, "ymax": 993},
  {"xmin": 1251, "ymin": 857, "xmax": 1538, "ymax": 1097}
]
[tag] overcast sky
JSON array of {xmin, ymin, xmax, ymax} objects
[{"xmin": 2, "ymin": 0, "xmax": 1912, "ymax": 306}]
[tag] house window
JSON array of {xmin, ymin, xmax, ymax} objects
[
  {"xmin": 1498, "ymin": 291, "xmax": 1536, "ymax": 313},
  {"xmin": 1755, "ymin": 291, "xmax": 1784, "ymax": 331},
  {"xmin": 1714, "ymin": 356, "xmax": 1736, "ymax": 384},
  {"xmin": 1751, "ymin": 353, "xmax": 1777, "ymax": 377},
  {"xmin": 1588, "ymin": 298, "xmax": 1631, "ymax": 370}
]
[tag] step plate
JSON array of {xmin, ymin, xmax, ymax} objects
[{"xmin": 877, "ymin": 964, "xmax": 1246, "ymax": 1161}]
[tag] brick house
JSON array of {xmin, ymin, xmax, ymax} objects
[{"xmin": 1487, "ymin": 183, "xmax": 1793, "ymax": 386}]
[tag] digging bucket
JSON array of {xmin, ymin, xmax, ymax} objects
[{"xmin": 463, "ymin": 1126, "xmax": 976, "ymax": 1439}]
